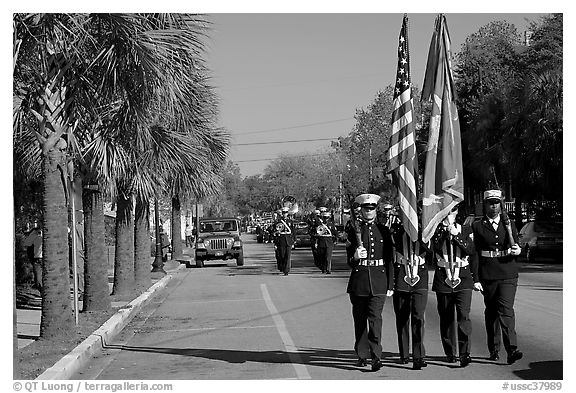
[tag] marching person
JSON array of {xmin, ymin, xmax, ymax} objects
[
  {"xmin": 472, "ymin": 189, "xmax": 523, "ymax": 365},
  {"xmin": 273, "ymin": 207, "xmax": 296, "ymax": 275},
  {"xmin": 346, "ymin": 193, "xmax": 394, "ymax": 371},
  {"xmin": 309, "ymin": 209, "xmax": 322, "ymax": 270},
  {"xmin": 314, "ymin": 208, "xmax": 338, "ymax": 274},
  {"xmin": 431, "ymin": 203, "xmax": 480, "ymax": 367},
  {"xmin": 391, "ymin": 221, "xmax": 430, "ymax": 370}
]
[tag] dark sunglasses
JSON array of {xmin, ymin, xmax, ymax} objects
[
  {"xmin": 361, "ymin": 205, "xmax": 377, "ymax": 211},
  {"xmin": 486, "ymin": 199, "xmax": 500, "ymax": 205}
]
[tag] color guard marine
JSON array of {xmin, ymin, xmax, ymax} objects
[
  {"xmin": 431, "ymin": 203, "xmax": 480, "ymax": 368},
  {"xmin": 391, "ymin": 221, "xmax": 430, "ymax": 370},
  {"xmin": 345, "ymin": 193, "xmax": 394, "ymax": 371},
  {"xmin": 472, "ymin": 189, "xmax": 523, "ymax": 365}
]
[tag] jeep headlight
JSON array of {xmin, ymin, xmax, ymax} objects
[{"xmin": 233, "ymin": 240, "xmax": 242, "ymax": 247}]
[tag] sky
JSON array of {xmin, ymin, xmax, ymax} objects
[{"xmin": 204, "ymin": 13, "xmax": 549, "ymax": 178}]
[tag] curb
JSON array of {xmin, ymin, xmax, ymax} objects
[{"xmin": 36, "ymin": 264, "xmax": 186, "ymax": 380}]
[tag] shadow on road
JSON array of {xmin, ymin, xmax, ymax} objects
[{"xmin": 514, "ymin": 360, "xmax": 563, "ymax": 380}]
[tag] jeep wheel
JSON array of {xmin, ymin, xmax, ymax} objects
[
  {"xmin": 236, "ymin": 252, "xmax": 244, "ymax": 266},
  {"xmin": 196, "ymin": 258, "xmax": 204, "ymax": 268}
]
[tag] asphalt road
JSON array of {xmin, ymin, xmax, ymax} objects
[{"xmin": 72, "ymin": 233, "xmax": 563, "ymax": 381}]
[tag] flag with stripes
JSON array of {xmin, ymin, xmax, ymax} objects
[
  {"xmin": 387, "ymin": 14, "xmax": 419, "ymax": 242},
  {"xmin": 420, "ymin": 15, "xmax": 464, "ymax": 243}
]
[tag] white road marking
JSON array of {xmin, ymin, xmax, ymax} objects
[
  {"xmin": 260, "ymin": 284, "xmax": 311, "ymax": 379},
  {"xmin": 153, "ymin": 325, "xmax": 277, "ymax": 333}
]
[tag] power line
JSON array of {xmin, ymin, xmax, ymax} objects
[
  {"xmin": 234, "ymin": 117, "xmax": 353, "ymax": 136},
  {"xmin": 233, "ymin": 137, "xmax": 336, "ymax": 146},
  {"xmin": 235, "ymin": 152, "xmax": 332, "ymax": 163}
]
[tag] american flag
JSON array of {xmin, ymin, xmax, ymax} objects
[
  {"xmin": 420, "ymin": 15, "xmax": 464, "ymax": 243},
  {"xmin": 387, "ymin": 14, "xmax": 419, "ymax": 242}
]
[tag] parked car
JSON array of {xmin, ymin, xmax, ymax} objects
[
  {"xmin": 518, "ymin": 220, "xmax": 562, "ymax": 263},
  {"xmin": 293, "ymin": 222, "xmax": 313, "ymax": 249},
  {"xmin": 194, "ymin": 217, "xmax": 244, "ymax": 267},
  {"xmin": 335, "ymin": 225, "xmax": 347, "ymax": 243}
]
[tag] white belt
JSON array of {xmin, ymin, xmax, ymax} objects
[
  {"xmin": 480, "ymin": 249, "xmax": 511, "ymax": 258},
  {"xmin": 395, "ymin": 255, "xmax": 426, "ymax": 266},
  {"xmin": 359, "ymin": 259, "xmax": 385, "ymax": 266},
  {"xmin": 436, "ymin": 259, "xmax": 469, "ymax": 268}
]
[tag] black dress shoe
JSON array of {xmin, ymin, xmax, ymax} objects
[
  {"xmin": 399, "ymin": 357, "xmax": 409, "ymax": 364},
  {"xmin": 489, "ymin": 351, "xmax": 500, "ymax": 361},
  {"xmin": 460, "ymin": 354, "xmax": 472, "ymax": 367},
  {"xmin": 413, "ymin": 358, "xmax": 427, "ymax": 370},
  {"xmin": 446, "ymin": 355, "xmax": 458, "ymax": 363},
  {"xmin": 507, "ymin": 350, "xmax": 523, "ymax": 365},
  {"xmin": 371, "ymin": 358, "xmax": 383, "ymax": 371},
  {"xmin": 326, "ymin": 271, "xmax": 331, "ymax": 274},
  {"xmin": 355, "ymin": 358, "xmax": 367, "ymax": 367}
]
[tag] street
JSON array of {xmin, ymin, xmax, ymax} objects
[{"xmin": 72, "ymin": 233, "xmax": 563, "ymax": 380}]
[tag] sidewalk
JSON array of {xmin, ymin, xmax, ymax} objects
[{"xmin": 16, "ymin": 250, "xmax": 193, "ymax": 350}]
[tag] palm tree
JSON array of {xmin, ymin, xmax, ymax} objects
[
  {"xmin": 13, "ymin": 13, "xmax": 228, "ymax": 330},
  {"xmin": 14, "ymin": 14, "xmax": 80, "ymax": 338}
]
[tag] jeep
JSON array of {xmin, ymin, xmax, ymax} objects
[{"xmin": 195, "ymin": 217, "xmax": 244, "ymax": 267}]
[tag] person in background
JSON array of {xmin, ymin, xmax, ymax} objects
[
  {"xmin": 185, "ymin": 224, "xmax": 194, "ymax": 247},
  {"xmin": 160, "ymin": 226, "xmax": 170, "ymax": 262},
  {"xmin": 23, "ymin": 225, "xmax": 43, "ymax": 290},
  {"xmin": 345, "ymin": 193, "xmax": 394, "ymax": 372},
  {"xmin": 472, "ymin": 189, "xmax": 523, "ymax": 365}
]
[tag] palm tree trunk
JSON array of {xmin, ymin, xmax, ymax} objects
[
  {"xmin": 82, "ymin": 183, "xmax": 110, "ymax": 311},
  {"xmin": 112, "ymin": 192, "xmax": 135, "ymax": 297},
  {"xmin": 171, "ymin": 195, "xmax": 183, "ymax": 260},
  {"xmin": 40, "ymin": 148, "xmax": 74, "ymax": 339},
  {"xmin": 134, "ymin": 199, "xmax": 152, "ymax": 292}
]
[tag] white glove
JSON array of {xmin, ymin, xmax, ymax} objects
[
  {"xmin": 354, "ymin": 247, "xmax": 367, "ymax": 260},
  {"xmin": 473, "ymin": 282, "xmax": 483, "ymax": 292},
  {"xmin": 386, "ymin": 290, "xmax": 394, "ymax": 297},
  {"xmin": 510, "ymin": 244, "xmax": 521, "ymax": 256},
  {"xmin": 448, "ymin": 224, "xmax": 459, "ymax": 236}
]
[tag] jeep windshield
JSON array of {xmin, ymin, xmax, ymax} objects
[{"xmin": 199, "ymin": 220, "xmax": 238, "ymax": 233}]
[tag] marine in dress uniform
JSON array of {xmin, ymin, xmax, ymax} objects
[
  {"xmin": 273, "ymin": 207, "xmax": 296, "ymax": 276},
  {"xmin": 346, "ymin": 193, "xmax": 394, "ymax": 371},
  {"xmin": 391, "ymin": 222, "xmax": 430, "ymax": 370},
  {"xmin": 314, "ymin": 209, "xmax": 338, "ymax": 274},
  {"xmin": 472, "ymin": 189, "xmax": 523, "ymax": 365},
  {"xmin": 431, "ymin": 204, "xmax": 480, "ymax": 368}
]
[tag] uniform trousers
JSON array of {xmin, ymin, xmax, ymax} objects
[
  {"xmin": 436, "ymin": 290, "xmax": 473, "ymax": 357},
  {"xmin": 480, "ymin": 278, "xmax": 518, "ymax": 354},
  {"xmin": 316, "ymin": 243, "xmax": 334, "ymax": 273},
  {"xmin": 277, "ymin": 245, "xmax": 292, "ymax": 274},
  {"xmin": 393, "ymin": 290, "xmax": 427, "ymax": 360},
  {"xmin": 349, "ymin": 294, "xmax": 386, "ymax": 360}
]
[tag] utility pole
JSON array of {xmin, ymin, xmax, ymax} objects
[{"xmin": 339, "ymin": 173, "xmax": 343, "ymax": 225}]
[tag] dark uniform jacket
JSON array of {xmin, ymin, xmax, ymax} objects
[
  {"xmin": 273, "ymin": 218, "xmax": 296, "ymax": 247},
  {"xmin": 392, "ymin": 227, "xmax": 430, "ymax": 292},
  {"xmin": 345, "ymin": 220, "xmax": 394, "ymax": 296},
  {"xmin": 314, "ymin": 219, "xmax": 338, "ymax": 248},
  {"xmin": 472, "ymin": 216, "xmax": 519, "ymax": 281},
  {"xmin": 431, "ymin": 224, "xmax": 478, "ymax": 292}
]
